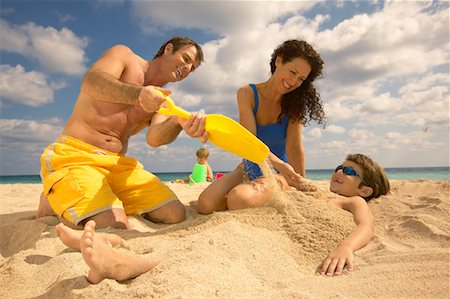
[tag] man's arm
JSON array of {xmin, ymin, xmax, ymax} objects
[
  {"xmin": 146, "ymin": 110, "xmax": 209, "ymax": 147},
  {"xmin": 81, "ymin": 44, "xmax": 169, "ymax": 113},
  {"xmin": 319, "ymin": 197, "xmax": 374, "ymax": 276},
  {"xmin": 82, "ymin": 71, "xmax": 141, "ymax": 105},
  {"xmin": 81, "ymin": 45, "xmax": 141, "ymax": 105},
  {"xmin": 146, "ymin": 114, "xmax": 183, "ymax": 147}
]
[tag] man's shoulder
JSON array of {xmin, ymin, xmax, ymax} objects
[{"xmin": 107, "ymin": 44, "xmax": 134, "ymax": 55}]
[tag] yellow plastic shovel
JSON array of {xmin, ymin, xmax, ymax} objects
[{"xmin": 156, "ymin": 91, "xmax": 269, "ymax": 164}]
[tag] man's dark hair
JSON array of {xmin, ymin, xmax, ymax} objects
[{"xmin": 154, "ymin": 36, "xmax": 204, "ymax": 67}]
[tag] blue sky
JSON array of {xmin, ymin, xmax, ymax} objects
[{"xmin": 1, "ymin": 0, "xmax": 449, "ymax": 176}]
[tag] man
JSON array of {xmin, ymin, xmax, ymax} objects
[{"xmin": 38, "ymin": 36, "xmax": 206, "ymax": 229}]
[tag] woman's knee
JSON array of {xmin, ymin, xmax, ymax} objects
[
  {"xmin": 227, "ymin": 182, "xmax": 271, "ymax": 210},
  {"xmin": 226, "ymin": 186, "xmax": 252, "ymax": 210},
  {"xmin": 197, "ymin": 190, "xmax": 227, "ymax": 215},
  {"xmin": 197, "ymin": 191, "xmax": 211, "ymax": 214}
]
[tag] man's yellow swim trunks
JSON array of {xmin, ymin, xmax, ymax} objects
[{"xmin": 40, "ymin": 135, "xmax": 178, "ymax": 225}]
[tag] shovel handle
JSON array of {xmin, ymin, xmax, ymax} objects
[{"xmin": 155, "ymin": 90, "xmax": 192, "ymax": 119}]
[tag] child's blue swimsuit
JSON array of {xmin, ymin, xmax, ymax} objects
[{"xmin": 242, "ymin": 84, "xmax": 289, "ymax": 180}]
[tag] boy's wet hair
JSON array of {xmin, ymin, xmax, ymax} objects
[
  {"xmin": 346, "ymin": 153, "xmax": 390, "ymax": 201},
  {"xmin": 154, "ymin": 36, "xmax": 204, "ymax": 67},
  {"xmin": 196, "ymin": 148, "xmax": 209, "ymax": 159}
]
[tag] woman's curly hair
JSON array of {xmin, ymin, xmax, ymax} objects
[{"xmin": 270, "ymin": 40, "xmax": 325, "ymax": 125}]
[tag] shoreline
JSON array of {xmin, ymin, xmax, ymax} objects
[{"xmin": 1, "ymin": 166, "xmax": 449, "ymax": 184}]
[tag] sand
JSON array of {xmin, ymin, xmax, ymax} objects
[{"xmin": 0, "ymin": 180, "xmax": 449, "ymax": 299}]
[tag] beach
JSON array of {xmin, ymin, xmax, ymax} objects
[{"xmin": 0, "ymin": 180, "xmax": 449, "ymax": 299}]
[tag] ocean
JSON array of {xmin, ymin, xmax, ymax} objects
[{"xmin": 0, "ymin": 167, "xmax": 448, "ymax": 184}]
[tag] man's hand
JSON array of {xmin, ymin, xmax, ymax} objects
[
  {"xmin": 138, "ymin": 86, "xmax": 172, "ymax": 113},
  {"xmin": 319, "ymin": 243, "xmax": 354, "ymax": 277},
  {"xmin": 178, "ymin": 112, "xmax": 209, "ymax": 143}
]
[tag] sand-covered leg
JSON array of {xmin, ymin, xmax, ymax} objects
[{"xmin": 80, "ymin": 220, "xmax": 159, "ymax": 284}]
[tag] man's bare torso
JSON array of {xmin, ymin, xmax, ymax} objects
[{"xmin": 62, "ymin": 47, "xmax": 153, "ymax": 153}]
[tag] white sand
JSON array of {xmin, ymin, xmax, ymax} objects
[{"xmin": 0, "ymin": 180, "xmax": 449, "ymax": 298}]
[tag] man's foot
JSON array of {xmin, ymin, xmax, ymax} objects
[
  {"xmin": 56, "ymin": 222, "xmax": 124, "ymax": 251},
  {"xmin": 36, "ymin": 192, "xmax": 56, "ymax": 218},
  {"xmin": 55, "ymin": 223, "xmax": 84, "ymax": 250},
  {"xmin": 80, "ymin": 220, "xmax": 159, "ymax": 284}
]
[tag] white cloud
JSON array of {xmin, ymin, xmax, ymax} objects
[
  {"xmin": 0, "ymin": 118, "xmax": 63, "ymax": 152},
  {"xmin": 316, "ymin": 1, "xmax": 449, "ymax": 99},
  {"xmin": 325, "ymin": 125, "xmax": 346, "ymax": 134},
  {"xmin": 131, "ymin": 1, "xmax": 316, "ymax": 35},
  {"xmin": 360, "ymin": 92, "xmax": 402, "ymax": 113},
  {"xmin": 54, "ymin": 11, "xmax": 76, "ymax": 24},
  {"xmin": 0, "ymin": 64, "xmax": 66, "ymax": 106},
  {"xmin": 348, "ymin": 128, "xmax": 376, "ymax": 140},
  {"xmin": 0, "ymin": 19, "xmax": 89, "ymax": 75},
  {"xmin": 306, "ymin": 127, "xmax": 322, "ymax": 139}
]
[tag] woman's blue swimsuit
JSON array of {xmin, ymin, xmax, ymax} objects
[{"xmin": 242, "ymin": 84, "xmax": 289, "ymax": 180}]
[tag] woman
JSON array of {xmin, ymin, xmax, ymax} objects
[{"xmin": 198, "ymin": 39, "xmax": 325, "ymax": 214}]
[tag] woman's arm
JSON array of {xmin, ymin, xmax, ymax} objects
[{"xmin": 286, "ymin": 121, "xmax": 305, "ymax": 177}]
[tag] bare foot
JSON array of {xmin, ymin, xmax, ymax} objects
[
  {"xmin": 36, "ymin": 192, "xmax": 56, "ymax": 218},
  {"xmin": 56, "ymin": 222, "xmax": 124, "ymax": 251},
  {"xmin": 55, "ymin": 223, "xmax": 84, "ymax": 250},
  {"xmin": 80, "ymin": 220, "xmax": 159, "ymax": 284}
]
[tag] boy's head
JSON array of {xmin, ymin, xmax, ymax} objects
[
  {"xmin": 330, "ymin": 153, "xmax": 390, "ymax": 201},
  {"xmin": 196, "ymin": 147, "xmax": 209, "ymax": 163}
]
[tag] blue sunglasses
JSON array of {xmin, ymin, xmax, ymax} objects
[{"xmin": 334, "ymin": 165, "xmax": 368, "ymax": 185}]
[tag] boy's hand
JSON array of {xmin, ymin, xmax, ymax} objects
[{"xmin": 319, "ymin": 243, "xmax": 354, "ymax": 276}]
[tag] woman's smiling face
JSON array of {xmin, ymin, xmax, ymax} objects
[{"xmin": 274, "ymin": 56, "xmax": 311, "ymax": 94}]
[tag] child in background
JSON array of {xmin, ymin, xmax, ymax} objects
[{"xmin": 181, "ymin": 148, "xmax": 213, "ymax": 184}]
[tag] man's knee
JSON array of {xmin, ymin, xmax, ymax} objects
[
  {"xmin": 145, "ymin": 200, "xmax": 186, "ymax": 224},
  {"xmin": 85, "ymin": 208, "xmax": 129, "ymax": 229}
]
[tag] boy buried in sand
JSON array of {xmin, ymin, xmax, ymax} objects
[
  {"xmin": 318, "ymin": 153, "xmax": 390, "ymax": 276},
  {"xmin": 56, "ymin": 153, "xmax": 389, "ymax": 283}
]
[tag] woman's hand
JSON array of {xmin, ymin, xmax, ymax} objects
[{"xmin": 278, "ymin": 162, "xmax": 302, "ymax": 187}]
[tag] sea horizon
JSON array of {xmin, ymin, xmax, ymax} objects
[{"xmin": 0, "ymin": 166, "xmax": 448, "ymax": 184}]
